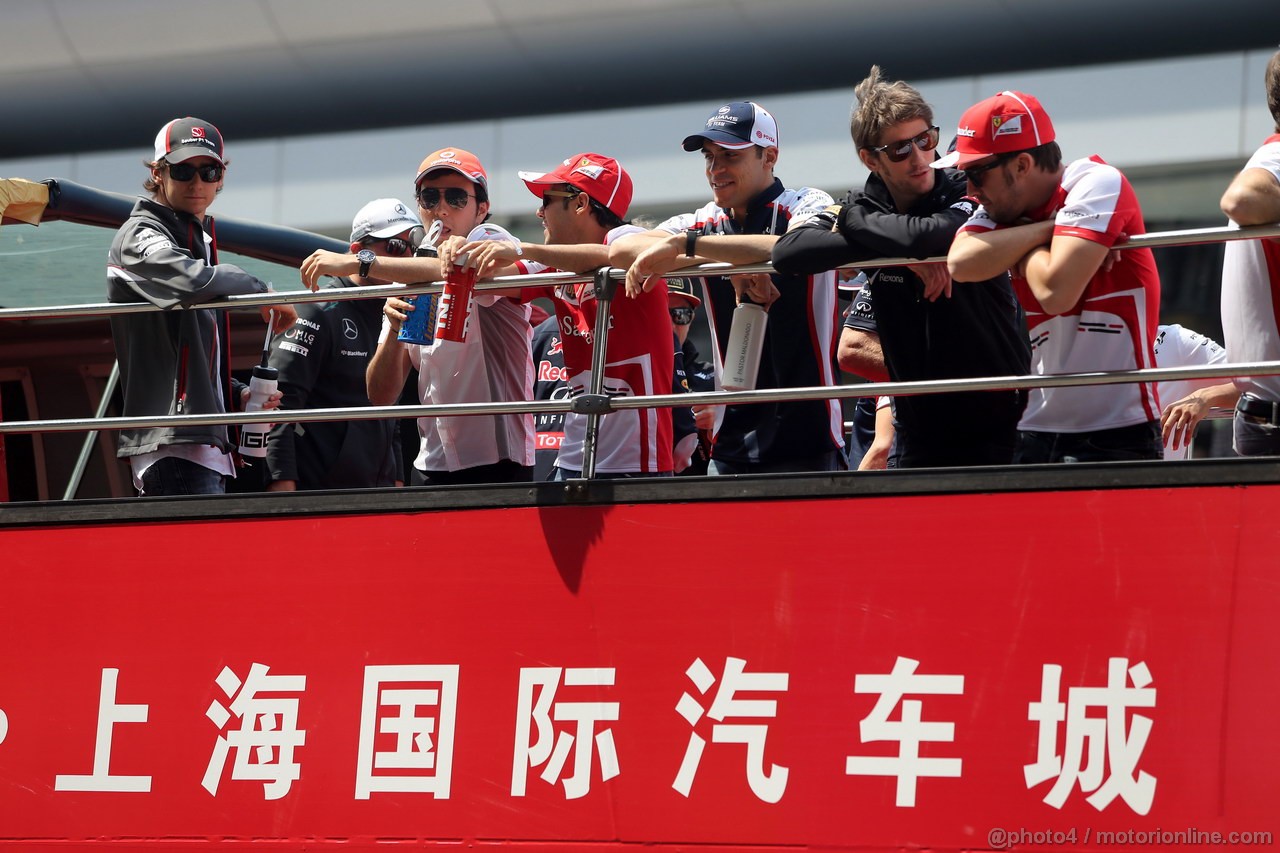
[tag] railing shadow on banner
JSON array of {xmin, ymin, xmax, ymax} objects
[{"xmin": 2, "ymin": 220, "xmax": 1280, "ymax": 498}]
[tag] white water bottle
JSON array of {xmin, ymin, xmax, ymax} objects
[
  {"xmin": 722, "ymin": 297, "xmax": 767, "ymax": 391},
  {"xmin": 238, "ymin": 364, "xmax": 278, "ymax": 457}
]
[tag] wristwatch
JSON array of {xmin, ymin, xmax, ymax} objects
[{"xmin": 356, "ymin": 248, "xmax": 377, "ymax": 277}]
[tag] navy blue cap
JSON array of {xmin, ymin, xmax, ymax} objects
[{"xmin": 681, "ymin": 101, "xmax": 779, "ymax": 152}]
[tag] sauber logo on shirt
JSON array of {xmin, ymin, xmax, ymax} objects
[{"xmin": 992, "ymin": 115, "xmax": 1023, "ymax": 137}]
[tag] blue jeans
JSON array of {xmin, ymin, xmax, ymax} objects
[{"xmin": 139, "ymin": 456, "xmax": 226, "ymax": 496}]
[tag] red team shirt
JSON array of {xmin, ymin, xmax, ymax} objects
[
  {"xmin": 516, "ymin": 224, "xmax": 674, "ymax": 474},
  {"xmin": 959, "ymin": 156, "xmax": 1161, "ymax": 432},
  {"xmin": 1221, "ymin": 134, "xmax": 1280, "ymax": 402}
]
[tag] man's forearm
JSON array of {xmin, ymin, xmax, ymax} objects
[
  {"xmin": 1221, "ymin": 167, "xmax": 1280, "ymax": 226},
  {"xmin": 367, "ymin": 339, "xmax": 409, "ymax": 406},
  {"xmin": 948, "ymin": 221, "xmax": 1054, "ymax": 282}
]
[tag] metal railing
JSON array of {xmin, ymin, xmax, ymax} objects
[{"xmin": 3, "ymin": 221, "xmax": 1280, "ymax": 496}]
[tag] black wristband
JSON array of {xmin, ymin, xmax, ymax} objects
[{"xmin": 685, "ymin": 229, "xmax": 698, "ymax": 258}]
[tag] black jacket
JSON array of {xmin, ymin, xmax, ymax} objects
[
  {"xmin": 773, "ymin": 169, "xmax": 1030, "ymax": 449},
  {"xmin": 107, "ymin": 198, "xmax": 269, "ymax": 457},
  {"xmin": 264, "ymin": 277, "xmax": 400, "ymax": 489}
]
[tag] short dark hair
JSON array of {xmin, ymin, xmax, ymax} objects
[
  {"xmin": 1266, "ymin": 48, "xmax": 1280, "ymax": 131},
  {"xmin": 554, "ymin": 187, "xmax": 624, "ymax": 229},
  {"xmin": 1027, "ymin": 141, "xmax": 1063, "ymax": 172}
]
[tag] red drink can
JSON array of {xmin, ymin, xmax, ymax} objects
[{"xmin": 436, "ymin": 258, "xmax": 478, "ymax": 342}]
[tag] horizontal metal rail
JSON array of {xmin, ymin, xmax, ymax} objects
[
  {"xmin": 1, "ymin": 361, "xmax": 1274, "ymax": 436},
  {"xmin": 2, "ymin": 222, "xmax": 1278, "ymax": 322}
]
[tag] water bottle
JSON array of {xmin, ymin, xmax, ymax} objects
[
  {"xmin": 722, "ymin": 297, "xmax": 767, "ymax": 391},
  {"xmin": 238, "ymin": 364, "xmax": 278, "ymax": 457}
]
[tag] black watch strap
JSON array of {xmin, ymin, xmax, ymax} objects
[
  {"xmin": 685, "ymin": 228, "xmax": 699, "ymax": 258},
  {"xmin": 357, "ymin": 249, "xmax": 376, "ymax": 278}
]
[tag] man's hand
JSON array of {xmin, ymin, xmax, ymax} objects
[
  {"xmin": 731, "ymin": 273, "xmax": 780, "ymax": 308},
  {"xmin": 301, "ymin": 250, "xmax": 356, "ymax": 289},
  {"xmin": 240, "ymin": 386, "xmax": 284, "ymax": 412},
  {"xmin": 261, "ymin": 303, "xmax": 297, "ymax": 333},
  {"xmin": 383, "ymin": 296, "xmax": 414, "ymax": 334},
  {"xmin": 909, "ymin": 262, "xmax": 953, "ymax": 302},
  {"xmin": 463, "ymin": 238, "xmax": 524, "ymax": 279},
  {"xmin": 437, "ymin": 235, "xmax": 472, "ymax": 272},
  {"xmin": 624, "ymin": 233, "xmax": 684, "ymax": 298}
]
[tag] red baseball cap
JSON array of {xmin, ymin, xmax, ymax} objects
[
  {"xmin": 415, "ymin": 147, "xmax": 488, "ymax": 189},
  {"xmin": 932, "ymin": 91, "xmax": 1055, "ymax": 170},
  {"xmin": 519, "ymin": 153, "xmax": 633, "ymax": 219}
]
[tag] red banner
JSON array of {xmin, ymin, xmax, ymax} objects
[{"xmin": 1, "ymin": 484, "xmax": 1277, "ymax": 850}]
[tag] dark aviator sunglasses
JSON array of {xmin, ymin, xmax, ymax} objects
[
  {"xmin": 869, "ymin": 126, "xmax": 940, "ymax": 163},
  {"xmin": 364, "ymin": 228, "xmax": 424, "ymax": 258},
  {"xmin": 167, "ymin": 162, "xmax": 224, "ymax": 183},
  {"xmin": 416, "ymin": 186, "xmax": 476, "ymax": 210}
]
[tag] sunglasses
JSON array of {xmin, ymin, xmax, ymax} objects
[
  {"xmin": 166, "ymin": 162, "xmax": 224, "ymax": 183},
  {"xmin": 540, "ymin": 189, "xmax": 578, "ymax": 209},
  {"xmin": 416, "ymin": 186, "xmax": 476, "ymax": 210},
  {"xmin": 962, "ymin": 153, "xmax": 1017, "ymax": 188},
  {"xmin": 868, "ymin": 126, "xmax": 940, "ymax": 163},
  {"xmin": 365, "ymin": 236, "xmax": 415, "ymax": 257},
  {"xmin": 669, "ymin": 306, "xmax": 696, "ymax": 326}
]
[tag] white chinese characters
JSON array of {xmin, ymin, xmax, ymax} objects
[
  {"xmin": 202, "ymin": 663, "xmax": 306, "ymax": 800},
  {"xmin": 1025, "ymin": 657, "xmax": 1157, "ymax": 814},
  {"xmin": 356, "ymin": 664, "xmax": 459, "ymax": 799},
  {"xmin": 54, "ymin": 668, "xmax": 151, "ymax": 793},
  {"xmin": 511, "ymin": 666, "xmax": 619, "ymax": 799},
  {"xmin": 673, "ymin": 656, "xmax": 789, "ymax": 803},
  {"xmin": 845, "ymin": 656, "xmax": 964, "ymax": 807}
]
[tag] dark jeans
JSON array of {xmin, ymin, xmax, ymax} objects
[
  {"xmin": 139, "ymin": 456, "xmax": 226, "ymax": 497},
  {"xmin": 411, "ymin": 460, "xmax": 534, "ymax": 486},
  {"xmin": 895, "ymin": 428, "xmax": 1019, "ymax": 468},
  {"xmin": 1015, "ymin": 421, "xmax": 1162, "ymax": 464},
  {"xmin": 1233, "ymin": 414, "xmax": 1280, "ymax": 456},
  {"xmin": 708, "ymin": 449, "xmax": 846, "ymax": 476}
]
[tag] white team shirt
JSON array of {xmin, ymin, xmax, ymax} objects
[
  {"xmin": 1221, "ymin": 134, "xmax": 1280, "ymax": 402},
  {"xmin": 1152, "ymin": 324, "xmax": 1227, "ymax": 460},
  {"xmin": 960, "ymin": 157, "xmax": 1161, "ymax": 432},
  {"xmin": 516, "ymin": 224, "xmax": 674, "ymax": 474},
  {"xmin": 380, "ymin": 293, "xmax": 535, "ymax": 473}
]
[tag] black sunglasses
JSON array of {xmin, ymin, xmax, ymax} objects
[
  {"xmin": 365, "ymin": 236, "xmax": 413, "ymax": 257},
  {"xmin": 416, "ymin": 186, "xmax": 475, "ymax": 210},
  {"xmin": 869, "ymin": 126, "xmax": 940, "ymax": 163},
  {"xmin": 669, "ymin": 306, "xmax": 696, "ymax": 326},
  {"xmin": 167, "ymin": 162, "xmax": 224, "ymax": 183},
  {"xmin": 962, "ymin": 152, "xmax": 1018, "ymax": 188},
  {"xmin": 540, "ymin": 189, "xmax": 578, "ymax": 209}
]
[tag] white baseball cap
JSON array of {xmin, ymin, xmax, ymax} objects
[{"xmin": 350, "ymin": 198, "xmax": 422, "ymax": 242}]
